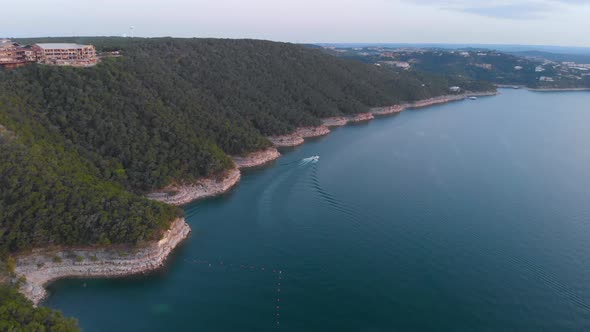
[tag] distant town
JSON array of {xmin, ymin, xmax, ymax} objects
[
  {"xmin": 322, "ymin": 46, "xmax": 590, "ymax": 89},
  {"xmin": 0, "ymin": 39, "xmax": 98, "ymax": 68}
]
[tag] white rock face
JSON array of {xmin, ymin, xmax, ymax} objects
[
  {"xmin": 370, "ymin": 91, "xmax": 499, "ymax": 115},
  {"xmin": 371, "ymin": 105, "xmax": 405, "ymax": 116},
  {"xmin": 15, "ymin": 218, "xmax": 191, "ymax": 305},
  {"xmin": 347, "ymin": 112, "xmax": 375, "ymax": 123},
  {"xmin": 294, "ymin": 126, "xmax": 330, "ymax": 138},
  {"xmin": 147, "ymin": 168, "xmax": 241, "ymax": 206},
  {"xmin": 268, "ymin": 126, "xmax": 330, "ymax": 147},
  {"xmin": 322, "ymin": 117, "xmax": 349, "ymax": 127},
  {"xmin": 232, "ymin": 148, "xmax": 281, "ymax": 168},
  {"xmin": 268, "ymin": 135, "xmax": 305, "ymax": 147}
]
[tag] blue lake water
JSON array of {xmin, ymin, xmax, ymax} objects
[{"xmin": 46, "ymin": 89, "xmax": 590, "ymax": 331}]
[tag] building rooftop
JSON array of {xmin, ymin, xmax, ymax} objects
[
  {"xmin": 0, "ymin": 39, "xmax": 18, "ymax": 49},
  {"xmin": 35, "ymin": 43, "xmax": 92, "ymax": 50}
]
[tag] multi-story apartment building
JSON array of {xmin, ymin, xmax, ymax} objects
[
  {"xmin": 0, "ymin": 39, "xmax": 30, "ymax": 68},
  {"xmin": 32, "ymin": 43, "xmax": 97, "ymax": 66},
  {"xmin": 0, "ymin": 40, "xmax": 98, "ymax": 68}
]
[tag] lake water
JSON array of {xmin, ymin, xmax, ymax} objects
[{"xmin": 46, "ymin": 89, "xmax": 590, "ymax": 331}]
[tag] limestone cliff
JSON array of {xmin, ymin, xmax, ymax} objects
[
  {"xmin": 16, "ymin": 218, "xmax": 191, "ymax": 305},
  {"xmin": 148, "ymin": 168, "xmax": 241, "ymax": 206},
  {"xmin": 268, "ymin": 126, "xmax": 330, "ymax": 147},
  {"xmin": 232, "ymin": 147, "xmax": 281, "ymax": 168}
]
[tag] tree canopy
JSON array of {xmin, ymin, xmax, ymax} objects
[{"xmin": 0, "ymin": 285, "xmax": 79, "ymax": 331}]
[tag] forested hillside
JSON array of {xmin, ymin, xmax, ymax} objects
[
  {"xmin": 0, "ymin": 93, "xmax": 177, "ymax": 254},
  {"xmin": 0, "ymin": 257, "xmax": 79, "ymax": 329},
  {"xmin": 0, "ymin": 285, "xmax": 79, "ymax": 331},
  {"xmin": 0, "ymin": 38, "xmax": 494, "ymax": 255}
]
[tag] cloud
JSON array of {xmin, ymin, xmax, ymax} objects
[{"xmin": 405, "ymin": 0, "xmax": 589, "ymax": 19}]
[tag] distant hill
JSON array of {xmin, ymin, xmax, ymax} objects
[{"xmin": 510, "ymin": 51, "xmax": 590, "ymax": 64}]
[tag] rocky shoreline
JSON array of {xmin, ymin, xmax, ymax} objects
[
  {"xmin": 270, "ymin": 91, "xmax": 498, "ymax": 148},
  {"xmin": 348, "ymin": 112, "xmax": 375, "ymax": 122},
  {"xmin": 147, "ymin": 148, "xmax": 281, "ymax": 206},
  {"xmin": 15, "ymin": 218, "xmax": 191, "ymax": 305},
  {"xmin": 528, "ymin": 87, "xmax": 590, "ymax": 92},
  {"xmin": 406, "ymin": 92, "xmax": 497, "ymax": 110},
  {"xmin": 269, "ymin": 126, "xmax": 331, "ymax": 147},
  {"xmin": 147, "ymin": 168, "xmax": 242, "ymax": 206},
  {"xmin": 371, "ymin": 92, "xmax": 498, "ymax": 115},
  {"xmin": 295, "ymin": 125, "xmax": 331, "ymax": 138},
  {"xmin": 322, "ymin": 117, "xmax": 349, "ymax": 127},
  {"xmin": 496, "ymin": 84, "xmax": 590, "ymax": 92},
  {"xmin": 320, "ymin": 112, "xmax": 377, "ymax": 127},
  {"xmin": 268, "ymin": 135, "xmax": 305, "ymax": 147},
  {"xmin": 232, "ymin": 147, "xmax": 281, "ymax": 168},
  {"xmin": 371, "ymin": 105, "xmax": 405, "ymax": 116}
]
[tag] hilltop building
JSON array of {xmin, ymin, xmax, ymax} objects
[
  {"xmin": 0, "ymin": 40, "xmax": 97, "ymax": 68},
  {"xmin": 32, "ymin": 43, "xmax": 97, "ymax": 66},
  {"xmin": 0, "ymin": 39, "xmax": 34, "ymax": 68}
]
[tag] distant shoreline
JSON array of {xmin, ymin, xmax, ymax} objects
[
  {"xmin": 270, "ymin": 91, "xmax": 499, "ymax": 147},
  {"xmin": 528, "ymin": 87, "xmax": 590, "ymax": 92},
  {"xmin": 496, "ymin": 84, "xmax": 590, "ymax": 92}
]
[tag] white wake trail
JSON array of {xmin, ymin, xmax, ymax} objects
[{"xmin": 299, "ymin": 156, "xmax": 319, "ymax": 166}]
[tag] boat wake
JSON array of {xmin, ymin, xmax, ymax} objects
[
  {"xmin": 306, "ymin": 163, "xmax": 364, "ymax": 227},
  {"xmin": 299, "ymin": 155, "xmax": 319, "ymax": 166}
]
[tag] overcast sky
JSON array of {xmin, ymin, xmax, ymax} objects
[{"xmin": 3, "ymin": 0, "xmax": 590, "ymax": 47}]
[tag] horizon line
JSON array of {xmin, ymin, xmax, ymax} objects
[{"xmin": 5, "ymin": 35, "xmax": 590, "ymax": 50}]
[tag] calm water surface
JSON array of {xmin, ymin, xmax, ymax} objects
[{"xmin": 46, "ymin": 90, "xmax": 590, "ymax": 331}]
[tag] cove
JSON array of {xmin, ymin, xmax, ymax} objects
[{"xmin": 45, "ymin": 89, "xmax": 590, "ymax": 331}]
